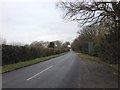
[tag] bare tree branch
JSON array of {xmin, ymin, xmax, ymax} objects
[{"xmin": 57, "ymin": 0, "xmax": 120, "ymax": 27}]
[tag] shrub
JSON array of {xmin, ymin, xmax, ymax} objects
[{"xmin": 2, "ymin": 45, "xmax": 68, "ymax": 66}]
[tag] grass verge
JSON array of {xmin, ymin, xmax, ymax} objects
[
  {"xmin": 1, "ymin": 53, "xmax": 66, "ymax": 73},
  {"xmin": 78, "ymin": 53, "xmax": 119, "ymax": 72}
]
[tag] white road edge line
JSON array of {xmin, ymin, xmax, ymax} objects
[{"xmin": 26, "ymin": 65, "xmax": 53, "ymax": 81}]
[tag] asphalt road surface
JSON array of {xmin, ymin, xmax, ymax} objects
[{"xmin": 2, "ymin": 51, "xmax": 118, "ymax": 88}]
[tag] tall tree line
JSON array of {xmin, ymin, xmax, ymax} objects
[{"xmin": 57, "ymin": 0, "xmax": 120, "ymax": 64}]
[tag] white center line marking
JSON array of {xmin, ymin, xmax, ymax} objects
[{"xmin": 26, "ymin": 65, "xmax": 53, "ymax": 81}]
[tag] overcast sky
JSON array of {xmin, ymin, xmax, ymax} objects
[{"xmin": 0, "ymin": 0, "xmax": 79, "ymax": 45}]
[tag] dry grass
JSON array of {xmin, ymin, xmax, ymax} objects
[{"xmin": 79, "ymin": 53, "xmax": 119, "ymax": 72}]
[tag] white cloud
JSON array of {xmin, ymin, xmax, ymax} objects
[
  {"xmin": 1, "ymin": 1, "xmax": 79, "ymax": 44},
  {"xmin": 1, "ymin": 0, "xmax": 59, "ymax": 3}
]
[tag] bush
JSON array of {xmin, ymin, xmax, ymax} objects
[
  {"xmin": 98, "ymin": 27, "xmax": 119, "ymax": 64},
  {"xmin": 2, "ymin": 45, "xmax": 68, "ymax": 66}
]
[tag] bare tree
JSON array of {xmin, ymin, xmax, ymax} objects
[
  {"xmin": 57, "ymin": 0, "xmax": 120, "ymax": 27},
  {"xmin": 0, "ymin": 37, "xmax": 6, "ymax": 45},
  {"xmin": 77, "ymin": 23, "xmax": 109, "ymax": 44},
  {"xmin": 62, "ymin": 41, "xmax": 70, "ymax": 48}
]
